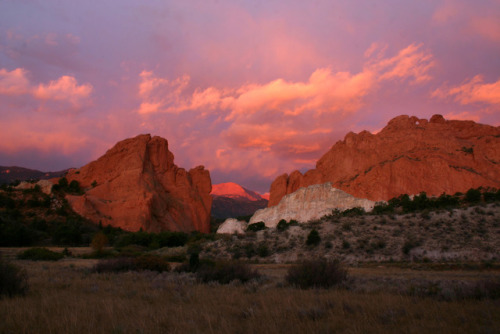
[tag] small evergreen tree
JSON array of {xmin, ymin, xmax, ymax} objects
[{"xmin": 306, "ymin": 229, "xmax": 321, "ymax": 246}]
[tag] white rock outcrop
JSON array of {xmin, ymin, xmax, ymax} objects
[
  {"xmin": 249, "ymin": 182, "xmax": 377, "ymax": 228},
  {"xmin": 216, "ymin": 218, "xmax": 248, "ymax": 234},
  {"xmin": 15, "ymin": 179, "xmax": 54, "ymax": 195}
]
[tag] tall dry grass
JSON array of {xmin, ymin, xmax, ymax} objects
[{"xmin": 0, "ymin": 260, "xmax": 498, "ymax": 333}]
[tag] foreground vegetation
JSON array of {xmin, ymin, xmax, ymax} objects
[{"xmin": 0, "ymin": 258, "xmax": 498, "ymax": 334}]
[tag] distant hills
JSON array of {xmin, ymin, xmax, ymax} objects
[
  {"xmin": 211, "ymin": 182, "xmax": 268, "ymax": 219},
  {"xmin": 0, "ymin": 166, "xmax": 67, "ymax": 184}
]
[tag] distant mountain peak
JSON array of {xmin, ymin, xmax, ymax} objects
[{"xmin": 211, "ymin": 182, "xmax": 264, "ymax": 201}]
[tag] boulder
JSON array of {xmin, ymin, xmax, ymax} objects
[
  {"xmin": 216, "ymin": 218, "xmax": 248, "ymax": 234},
  {"xmin": 269, "ymin": 115, "xmax": 500, "ymax": 206},
  {"xmin": 65, "ymin": 134, "xmax": 212, "ymax": 233},
  {"xmin": 251, "ymin": 183, "xmax": 377, "ymax": 228}
]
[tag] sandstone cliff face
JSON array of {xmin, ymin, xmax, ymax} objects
[
  {"xmin": 251, "ymin": 183, "xmax": 377, "ymax": 228},
  {"xmin": 65, "ymin": 134, "xmax": 212, "ymax": 233},
  {"xmin": 269, "ymin": 115, "xmax": 500, "ymax": 206}
]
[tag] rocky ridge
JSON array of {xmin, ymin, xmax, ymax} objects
[
  {"xmin": 250, "ymin": 183, "xmax": 377, "ymax": 228},
  {"xmin": 269, "ymin": 115, "xmax": 500, "ymax": 207},
  {"xmin": 65, "ymin": 134, "xmax": 212, "ymax": 233}
]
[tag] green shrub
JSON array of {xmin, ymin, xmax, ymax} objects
[
  {"xmin": 277, "ymin": 219, "xmax": 289, "ymax": 231},
  {"xmin": 68, "ymin": 180, "xmax": 81, "ymax": 194},
  {"xmin": 306, "ymin": 229, "xmax": 321, "ymax": 246},
  {"xmin": 257, "ymin": 242, "xmax": 270, "ymax": 257},
  {"xmin": 372, "ymin": 202, "xmax": 393, "ymax": 214},
  {"xmin": 247, "ymin": 222, "xmax": 266, "ymax": 232},
  {"xmin": 465, "ymin": 188, "xmax": 482, "ymax": 203},
  {"xmin": 342, "ymin": 207, "xmax": 365, "ymax": 216},
  {"xmin": 51, "ymin": 220, "xmax": 84, "ymax": 246},
  {"xmin": 58, "ymin": 177, "xmax": 68, "ymax": 189},
  {"xmin": 17, "ymin": 247, "xmax": 64, "ymax": 261},
  {"xmin": 286, "ymin": 259, "xmax": 348, "ymax": 289},
  {"xmin": 402, "ymin": 237, "xmax": 421, "ymax": 255},
  {"xmin": 0, "ymin": 258, "xmax": 28, "ymax": 298},
  {"xmin": 196, "ymin": 261, "xmax": 261, "ymax": 284}
]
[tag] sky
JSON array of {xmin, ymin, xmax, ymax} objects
[{"xmin": 0, "ymin": 0, "xmax": 499, "ymax": 194}]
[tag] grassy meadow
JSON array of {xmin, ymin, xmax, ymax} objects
[{"xmin": 1, "ymin": 254, "xmax": 499, "ymax": 334}]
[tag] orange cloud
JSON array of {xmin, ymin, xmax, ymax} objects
[{"xmin": 433, "ymin": 75, "xmax": 500, "ymax": 105}]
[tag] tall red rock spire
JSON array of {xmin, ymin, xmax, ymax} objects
[{"xmin": 65, "ymin": 134, "xmax": 212, "ymax": 233}]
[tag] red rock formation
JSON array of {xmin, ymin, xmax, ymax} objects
[
  {"xmin": 211, "ymin": 182, "xmax": 264, "ymax": 201},
  {"xmin": 65, "ymin": 134, "xmax": 212, "ymax": 233},
  {"xmin": 269, "ymin": 115, "xmax": 500, "ymax": 206}
]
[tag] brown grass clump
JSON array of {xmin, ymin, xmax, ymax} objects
[
  {"xmin": 286, "ymin": 259, "xmax": 347, "ymax": 289},
  {"xmin": 93, "ymin": 255, "xmax": 170, "ymax": 273},
  {"xmin": 0, "ymin": 258, "xmax": 28, "ymax": 298},
  {"xmin": 196, "ymin": 261, "xmax": 261, "ymax": 284}
]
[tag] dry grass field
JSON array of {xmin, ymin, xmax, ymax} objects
[{"xmin": 1, "ymin": 257, "xmax": 499, "ymax": 334}]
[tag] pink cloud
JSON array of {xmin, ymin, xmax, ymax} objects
[
  {"xmin": 443, "ymin": 111, "xmax": 481, "ymax": 122},
  {"xmin": 371, "ymin": 43, "xmax": 435, "ymax": 84},
  {"xmin": 33, "ymin": 75, "xmax": 93, "ymax": 106},
  {"xmin": 133, "ymin": 43, "xmax": 436, "ymax": 179},
  {"xmin": 470, "ymin": 17, "xmax": 500, "ymax": 42},
  {"xmin": 433, "ymin": 1, "xmax": 500, "ymax": 42},
  {"xmin": 0, "ymin": 68, "xmax": 30, "ymax": 95},
  {"xmin": 0, "ymin": 67, "xmax": 93, "ymax": 108},
  {"xmin": 433, "ymin": 75, "xmax": 500, "ymax": 105}
]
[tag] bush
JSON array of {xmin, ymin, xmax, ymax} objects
[
  {"xmin": 402, "ymin": 237, "xmax": 421, "ymax": 255},
  {"xmin": 0, "ymin": 258, "xmax": 28, "ymax": 298},
  {"xmin": 196, "ymin": 261, "xmax": 261, "ymax": 284},
  {"xmin": 465, "ymin": 188, "xmax": 482, "ymax": 203},
  {"xmin": 17, "ymin": 247, "xmax": 64, "ymax": 261},
  {"xmin": 94, "ymin": 255, "xmax": 170, "ymax": 273},
  {"xmin": 133, "ymin": 255, "xmax": 171, "ymax": 272},
  {"xmin": 257, "ymin": 243, "xmax": 270, "ymax": 257},
  {"xmin": 277, "ymin": 219, "xmax": 289, "ymax": 231},
  {"xmin": 93, "ymin": 257, "xmax": 135, "ymax": 273},
  {"xmin": 247, "ymin": 222, "xmax": 266, "ymax": 232},
  {"xmin": 91, "ymin": 232, "xmax": 109, "ymax": 253},
  {"xmin": 286, "ymin": 259, "xmax": 348, "ymax": 289},
  {"xmin": 51, "ymin": 220, "xmax": 84, "ymax": 246},
  {"xmin": 341, "ymin": 207, "xmax": 365, "ymax": 216},
  {"xmin": 306, "ymin": 229, "xmax": 321, "ymax": 246},
  {"xmin": 68, "ymin": 180, "xmax": 81, "ymax": 194}
]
